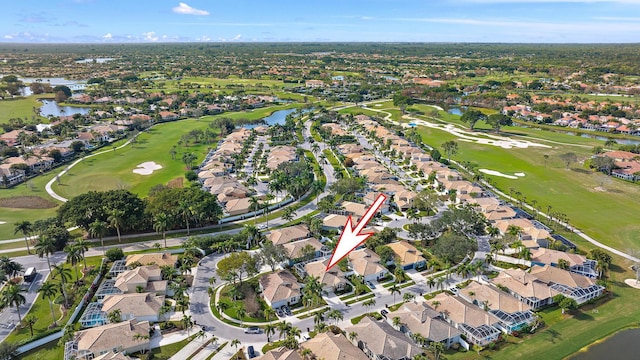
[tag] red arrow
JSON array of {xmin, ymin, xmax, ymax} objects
[{"xmin": 326, "ymin": 194, "xmax": 387, "ymax": 270}]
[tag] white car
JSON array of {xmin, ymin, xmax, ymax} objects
[{"xmin": 258, "ymin": 224, "xmax": 267, "ymax": 230}]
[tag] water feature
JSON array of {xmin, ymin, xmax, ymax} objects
[
  {"xmin": 447, "ymin": 106, "xmax": 465, "ymax": 116},
  {"xmin": 563, "ymin": 131, "xmax": 640, "ymax": 146},
  {"xmin": 570, "ymin": 328, "xmax": 640, "ymax": 359},
  {"xmin": 39, "ymin": 99, "xmax": 92, "ymax": 117},
  {"xmin": 243, "ymin": 108, "xmax": 304, "ymax": 129}
]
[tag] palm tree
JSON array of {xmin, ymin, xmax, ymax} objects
[
  {"xmin": 89, "ymin": 220, "xmax": 108, "ymax": 255},
  {"xmin": 262, "ymin": 194, "xmax": 275, "ymax": 227},
  {"xmin": 265, "ymin": 323, "xmax": 276, "ymax": 342},
  {"xmin": 403, "ymin": 292, "xmax": 415, "ymax": 303},
  {"xmin": 282, "ymin": 206, "xmax": 296, "ymax": 222},
  {"xmin": 74, "ymin": 238, "xmax": 89, "ymax": 269},
  {"xmin": 392, "ymin": 316, "xmax": 402, "ymax": 329},
  {"xmin": 230, "ymin": 338, "xmax": 241, "ymax": 353},
  {"xmin": 107, "ymin": 309, "xmax": 122, "ymax": 323},
  {"xmin": 236, "ymin": 306, "xmax": 247, "ymax": 325},
  {"xmin": 38, "ymin": 282, "xmax": 59, "ymax": 326},
  {"xmin": 0, "ymin": 284, "xmax": 26, "ymax": 322},
  {"xmin": 326, "ymin": 309, "xmax": 343, "ymax": 325},
  {"xmin": 389, "ymin": 283, "xmax": 401, "ymax": 304},
  {"xmin": 289, "ymin": 326, "xmax": 301, "ymax": 339},
  {"xmin": 432, "ymin": 300, "xmax": 441, "ymax": 310},
  {"xmin": 181, "ymin": 314, "xmax": 194, "ymax": 335},
  {"xmin": 52, "ymin": 264, "xmax": 72, "ymax": 307},
  {"xmin": 178, "ymin": 200, "xmax": 193, "ymax": 236},
  {"xmin": 313, "ymin": 311, "xmax": 324, "ymax": 325},
  {"xmin": 107, "ymin": 208, "xmax": 125, "ymax": 243},
  {"xmin": 64, "ymin": 244, "xmax": 83, "ymax": 281},
  {"xmin": 277, "ymin": 321, "xmax": 292, "ymax": 339},
  {"xmin": 133, "ymin": 333, "xmax": 151, "ymax": 354},
  {"xmin": 300, "ymin": 348, "xmax": 313, "ymax": 360},
  {"xmin": 21, "ymin": 315, "xmax": 37, "ymax": 337},
  {"xmin": 35, "ymin": 236, "xmax": 56, "ymax": 272},
  {"xmin": 153, "ymin": 212, "xmax": 169, "ymax": 248},
  {"xmin": 14, "ymin": 221, "xmax": 33, "ymax": 254},
  {"xmin": 248, "ymin": 196, "xmax": 261, "ymax": 225}
]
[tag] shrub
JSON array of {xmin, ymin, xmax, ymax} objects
[{"xmin": 105, "ymin": 248, "xmax": 125, "ymax": 261}]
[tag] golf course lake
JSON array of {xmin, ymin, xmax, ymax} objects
[
  {"xmin": 243, "ymin": 108, "xmax": 299, "ymax": 129},
  {"xmin": 570, "ymin": 328, "xmax": 640, "ymax": 359},
  {"xmin": 39, "ymin": 99, "xmax": 92, "ymax": 117}
]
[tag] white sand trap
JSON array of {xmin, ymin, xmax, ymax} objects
[
  {"xmin": 624, "ymin": 279, "xmax": 640, "ymax": 289},
  {"xmin": 514, "ymin": 173, "xmax": 526, "ymax": 177},
  {"xmin": 133, "ymin": 161, "xmax": 162, "ymax": 175},
  {"xmin": 374, "ymin": 104, "xmax": 382, "ymax": 107},
  {"xmin": 397, "ymin": 116, "xmax": 551, "ymax": 150},
  {"xmin": 479, "ymin": 169, "xmax": 519, "ymax": 179},
  {"xmin": 0, "ymin": 221, "xmax": 6, "ymax": 225}
]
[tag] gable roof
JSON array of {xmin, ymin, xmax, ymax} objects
[
  {"xmin": 345, "ymin": 317, "xmax": 423, "ymax": 359},
  {"xmin": 530, "ymin": 248, "xmax": 588, "ymax": 268},
  {"xmin": 282, "ymin": 237, "xmax": 324, "ymax": 259},
  {"xmin": 125, "ymin": 252, "xmax": 177, "ymax": 267},
  {"xmin": 267, "ymin": 224, "xmax": 310, "ymax": 245},
  {"xmin": 301, "ymin": 332, "xmax": 368, "ymax": 360},
  {"xmin": 387, "ymin": 302, "xmax": 462, "ymax": 342},
  {"xmin": 114, "ymin": 265, "xmax": 161, "ymax": 291},
  {"xmin": 386, "ymin": 241, "xmax": 426, "ymax": 266},
  {"xmin": 425, "ymin": 293, "xmax": 500, "ymax": 329},
  {"xmin": 101, "ymin": 293, "xmax": 164, "ymax": 317},
  {"xmin": 75, "ymin": 320, "xmax": 149, "ymax": 355},
  {"xmin": 259, "ymin": 270, "xmax": 302, "ymax": 304},
  {"xmin": 348, "ymin": 248, "xmax": 386, "ymax": 277},
  {"xmin": 255, "ymin": 347, "xmax": 303, "ymax": 360},
  {"xmin": 459, "ymin": 281, "xmax": 531, "ymax": 313},
  {"xmin": 304, "ymin": 259, "xmax": 347, "ymax": 288}
]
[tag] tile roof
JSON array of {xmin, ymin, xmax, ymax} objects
[
  {"xmin": 345, "ymin": 317, "xmax": 423, "ymax": 359},
  {"xmin": 259, "ymin": 270, "xmax": 302, "ymax": 305},
  {"xmin": 301, "ymin": 332, "xmax": 368, "ymax": 360}
]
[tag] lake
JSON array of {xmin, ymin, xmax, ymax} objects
[
  {"xmin": 564, "ymin": 131, "xmax": 640, "ymax": 146},
  {"xmin": 243, "ymin": 108, "xmax": 300, "ymax": 129},
  {"xmin": 570, "ymin": 328, "xmax": 640, "ymax": 360},
  {"xmin": 447, "ymin": 106, "xmax": 465, "ymax": 116},
  {"xmin": 39, "ymin": 99, "xmax": 92, "ymax": 117}
]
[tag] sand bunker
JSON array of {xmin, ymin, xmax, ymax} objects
[
  {"xmin": 398, "ymin": 116, "xmax": 551, "ymax": 150},
  {"xmin": 133, "ymin": 161, "xmax": 162, "ymax": 175},
  {"xmin": 479, "ymin": 169, "xmax": 521, "ymax": 179},
  {"xmin": 624, "ymin": 279, "xmax": 640, "ymax": 289},
  {"xmin": 0, "ymin": 221, "xmax": 6, "ymax": 225},
  {"xmin": 514, "ymin": 173, "xmax": 526, "ymax": 177}
]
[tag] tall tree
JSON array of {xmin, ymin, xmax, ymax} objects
[
  {"xmin": 153, "ymin": 212, "xmax": 169, "ymax": 248},
  {"xmin": 441, "ymin": 140, "xmax": 458, "ymax": 161},
  {"xmin": 14, "ymin": 221, "xmax": 33, "ymax": 255},
  {"xmin": 35, "ymin": 236, "xmax": 56, "ymax": 272},
  {"xmin": 107, "ymin": 208, "xmax": 125, "ymax": 243},
  {"xmin": 89, "ymin": 220, "xmax": 108, "ymax": 255},
  {"xmin": 52, "ymin": 264, "xmax": 72, "ymax": 307},
  {"xmin": 0, "ymin": 284, "xmax": 26, "ymax": 322},
  {"xmin": 64, "ymin": 244, "xmax": 83, "ymax": 281},
  {"xmin": 38, "ymin": 282, "xmax": 59, "ymax": 326}
]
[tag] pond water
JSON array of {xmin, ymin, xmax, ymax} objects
[
  {"xmin": 39, "ymin": 99, "xmax": 92, "ymax": 117},
  {"xmin": 243, "ymin": 108, "xmax": 302, "ymax": 129},
  {"xmin": 570, "ymin": 328, "xmax": 640, "ymax": 360},
  {"xmin": 564, "ymin": 131, "xmax": 640, "ymax": 146},
  {"xmin": 447, "ymin": 106, "xmax": 465, "ymax": 116}
]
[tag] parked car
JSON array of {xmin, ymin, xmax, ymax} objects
[
  {"xmin": 283, "ymin": 306, "xmax": 292, "ymax": 316},
  {"xmin": 257, "ymin": 224, "xmax": 267, "ymax": 230},
  {"xmin": 366, "ymin": 281, "xmax": 376, "ymax": 290},
  {"xmin": 276, "ymin": 308, "xmax": 285, "ymax": 317},
  {"xmin": 244, "ymin": 326, "xmax": 260, "ymax": 334},
  {"xmin": 248, "ymin": 345, "xmax": 257, "ymax": 358},
  {"xmin": 380, "ymin": 309, "xmax": 389, "ymax": 318}
]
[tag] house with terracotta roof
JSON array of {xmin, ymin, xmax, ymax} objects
[
  {"xmin": 301, "ymin": 332, "xmax": 368, "ymax": 360},
  {"xmin": 113, "ymin": 265, "xmax": 167, "ymax": 295},
  {"xmin": 530, "ymin": 248, "xmax": 598, "ymax": 278},
  {"xmin": 100, "ymin": 293, "xmax": 165, "ymax": 323},
  {"xmin": 266, "ymin": 224, "xmax": 310, "ymax": 245},
  {"xmin": 528, "ymin": 265, "xmax": 604, "ymax": 304},
  {"xmin": 458, "ymin": 281, "xmax": 536, "ymax": 334},
  {"xmin": 64, "ymin": 320, "xmax": 150, "ymax": 360},
  {"xmin": 224, "ymin": 197, "xmax": 253, "ymax": 216},
  {"xmin": 348, "ymin": 248, "xmax": 389, "ymax": 282},
  {"xmin": 322, "ymin": 214, "xmax": 350, "ymax": 232},
  {"xmin": 494, "ymin": 218, "xmax": 551, "ymax": 242},
  {"xmin": 345, "ymin": 316, "xmax": 424, "ymax": 360},
  {"xmin": 386, "ymin": 241, "xmax": 426, "ymax": 270},
  {"xmin": 303, "ymin": 259, "xmax": 348, "ymax": 293},
  {"xmin": 125, "ymin": 252, "xmax": 177, "ymax": 268},
  {"xmin": 282, "ymin": 237, "xmax": 327, "ymax": 264},
  {"xmin": 159, "ymin": 111, "xmax": 178, "ymax": 121},
  {"xmin": 425, "ymin": 293, "xmax": 502, "ymax": 346},
  {"xmin": 387, "ymin": 301, "xmax": 463, "ymax": 348},
  {"xmin": 490, "ymin": 268, "xmax": 558, "ymax": 309},
  {"xmin": 254, "ymin": 347, "xmax": 303, "ymax": 360},
  {"xmin": 259, "ymin": 270, "xmax": 302, "ymax": 308}
]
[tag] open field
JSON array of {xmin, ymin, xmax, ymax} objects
[
  {"xmin": 0, "ymin": 95, "xmax": 49, "ymax": 126},
  {"xmin": 51, "ymin": 105, "xmax": 297, "ymax": 199}
]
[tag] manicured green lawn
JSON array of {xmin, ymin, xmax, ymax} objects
[
  {"xmin": 51, "ymin": 105, "xmax": 297, "ymax": 199},
  {"xmin": 0, "ymin": 95, "xmax": 49, "ymax": 126},
  {"xmin": 412, "ymin": 120, "xmax": 640, "ymax": 253}
]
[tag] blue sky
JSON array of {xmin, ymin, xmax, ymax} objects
[{"xmin": 2, "ymin": 0, "xmax": 640, "ymax": 43}]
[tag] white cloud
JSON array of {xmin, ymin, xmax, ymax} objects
[
  {"xmin": 3, "ymin": 35, "xmax": 13, "ymax": 39},
  {"xmin": 196, "ymin": 35, "xmax": 211, "ymax": 41},
  {"xmin": 142, "ymin": 31, "xmax": 159, "ymax": 41},
  {"xmin": 103, "ymin": 33, "xmax": 112, "ymax": 39},
  {"xmin": 233, "ymin": 34, "xmax": 242, "ymax": 40},
  {"xmin": 172, "ymin": 2, "xmax": 209, "ymax": 16}
]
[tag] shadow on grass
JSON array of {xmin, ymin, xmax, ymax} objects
[{"xmin": 571, "ymin": 168, "xmax": 591, "ymax": 175}]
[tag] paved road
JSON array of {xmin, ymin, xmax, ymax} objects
[{"xmin": 0, "ymin": 253, "xmax": 66, "ymax": 343}]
